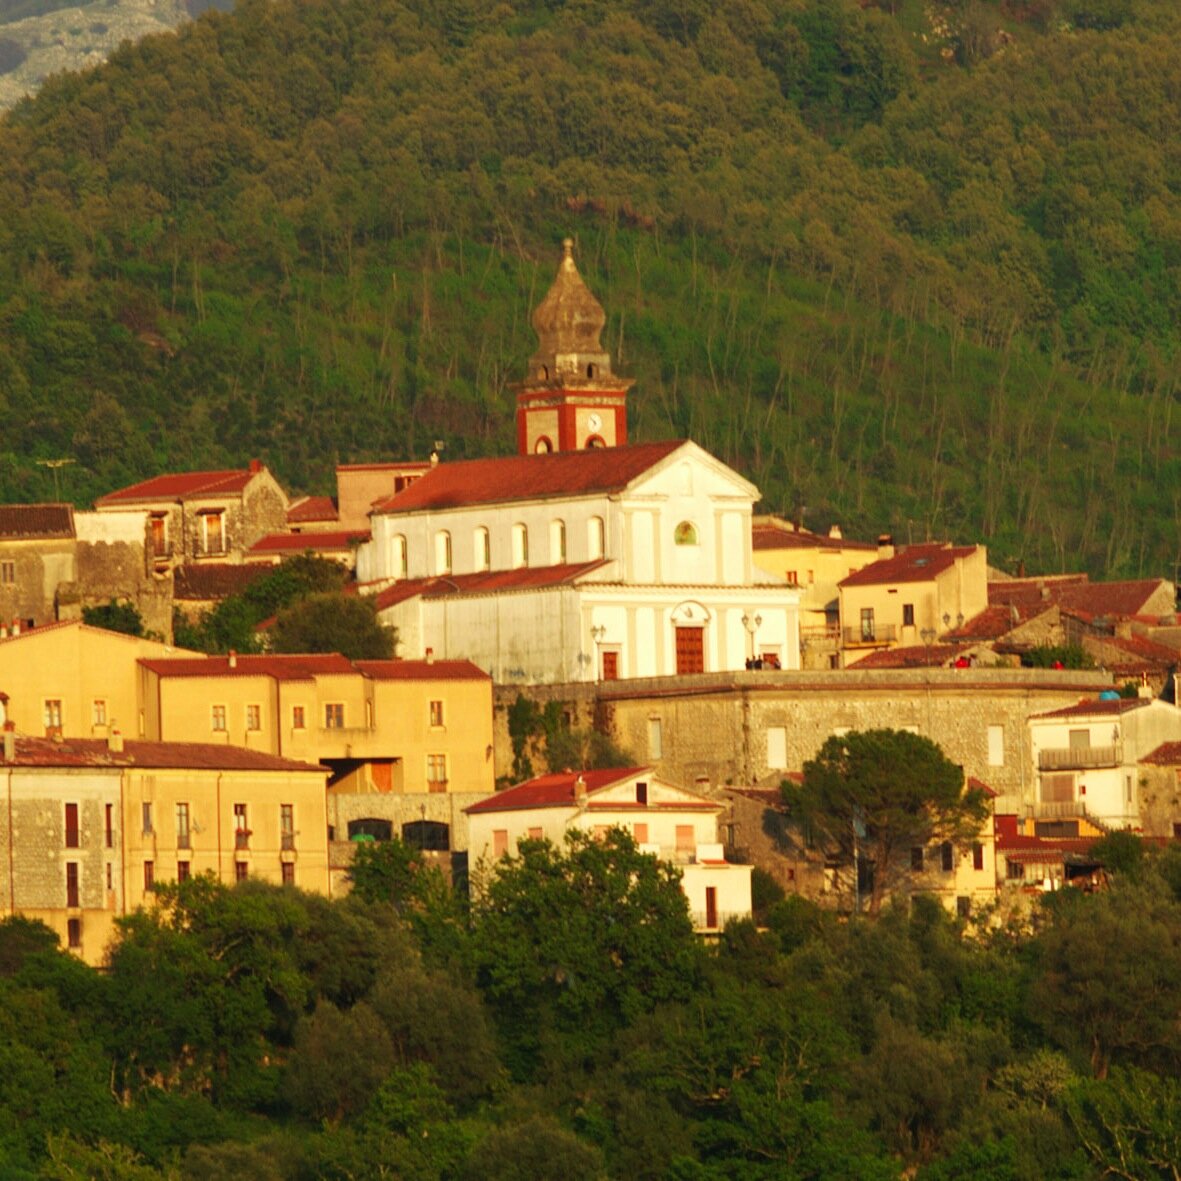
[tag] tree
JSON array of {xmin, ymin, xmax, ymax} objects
[
  {"xmin": 270, "ymin": 592, "xmax": 394, "ymax": 660},
  {"xmin": 786, "ymin": 730, "xmax": 989, "ymax": 917},
  {"xmin": 82, "ymin": 600, "xmax": 144, "ymax": 637},
  {"xmin": 470, "ymin": 829, "xmax": 701, "ymax": 1079}
]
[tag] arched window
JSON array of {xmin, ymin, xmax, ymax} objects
[
  {"xmin": 550, "ymin": 519, "xmax": 567, "ymax": 565},
  {"xmin": 674, "ymin": 521, "xmax": 698, "ymax": 546},
  {"xmin": 391, "ymin": 534, "xmax": 408, "ymax": 578},
  {"xmin": 402, "ymin": 820, "xmax": 450, "ymax": 851},
  {"xmin": 348, "ymin": 818, "xmax": 393, "ymax": 842},
  {"xmin": 588, "ymin": 516, "xmax": 605, "ymax": 560},
  {"xmin": 534, "ymin": 436, "xmax": 554, "ymax": 454},
  {"xmin": 434, "ymin": 530, "xmax": 452, "ymax": 575},
  {"xmin": 586, "ymin": 435, "xmax": 606, "ymax": 448},
  {"xmin": 586, "ymin": 363, "xmax": 596, "ymax": 378},
  {"xmin": 512, "ymin": 523, "xmax": 529, "ymax": 568},
  {"xmin": 473, "ymin": 526, "xmax": 491, "ymax": 572}
]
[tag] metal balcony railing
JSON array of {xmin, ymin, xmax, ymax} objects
[{"xmin": 842, "ymin": 624, "xmax": 897, "ymax": 646}]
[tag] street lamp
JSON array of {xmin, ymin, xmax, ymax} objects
[
  {"xmin": 741, "ymin": 612, "xmax": 763, "ymax": 664},
  {"xmin": 590, "ymin": 624, "xmax": 606, "ymax": 680}
]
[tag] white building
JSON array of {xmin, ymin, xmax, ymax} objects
[
  {"xmin": 355, "ymin": 242, "xmax": 799, "ymax": 684},
  {"xmin": 464, "ymin": 766, "xmax": 752, "ymax": 933},
  {"xmin": 1028, "ymin": 694, "xmax": 1181, "ymax": 830}
]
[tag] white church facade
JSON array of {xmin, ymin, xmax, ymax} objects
[{"xmin": 354, "ymin": 241, "xmax": 799, "ymax": 684}]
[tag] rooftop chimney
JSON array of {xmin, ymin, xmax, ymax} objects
[
  {"xmin": 3, "ymin": 721, "xmax": 13, "ymax": 764},
  {"xmin": 425, "ymin": 647, "xmax": 434, "ymax": 665},
  {"xmin": 228, "ymin": 649, "xmax": 237, "ymax": 669},
  {"xmin": 828, "ymin": 524, "xmax": 843, "ymax": 540},
  {"xmin": 108, "ymin": 728, "xmax": 124, "ymax": 754},
  {"xmin": 876, "ymin": 533, "xmax": 895, "ymax": 560},
  {"xmin": 248, "ymin": 458, "xmax": 262, "ymax": 474},
  {"xmin": 574, "ymin": 773, "xmax": 587, "ymax": 804},
  {"xmin": 10, "ymin": 619, "xmax": 18, "ymax": 637}
]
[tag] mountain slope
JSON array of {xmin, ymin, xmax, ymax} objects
[{"xmin": 0, "ymin": 0, "xmax": 1177, "ymax": 576}]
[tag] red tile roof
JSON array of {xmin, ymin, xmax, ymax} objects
[
  {"xmin": 371, "ymin": 440, "xmax": 685, "ymax": 513},
  {"xmin": 752, "ymin": 519, "xmax": 876, "ymax": 553},
  {"xmin": 1030, "ymin": 696, "xmax": 1151, "ymax": 720},
  {"xmin": 465, "ymin": 767, "xmax": 652, "ymax": 814},
  {"xmin": 96, "ymin": 467, "xmax": 264, "ymax": 506},
  {"xmin": 988, "ymin": 576, "xmax": 1088, "ymax": 610},
  {"xmin": 1090, "ymin": 634, "xmax": 1179, "ymax": 668},
  {"xmin": 2, "ymin": 734, "xmax": 324, "ymax": 773},
  {"xmin": 248, "ymin": 530, "xmax": 369, "ymax": 555},
  {"xmin": 173, "ymin": 563, "xmax": 272, "ymax": 601},
  {"xmin": 1140, "ymin": 742, "xmax": 1181, "ymax": 766},
  {"xmin": 368, "ymin": 561, "xmax": 610, "ymax": 611},
  {"xmin": 987, "ymin": 576, "xmax": 1172, "ymax": 622},
  {"xmin": 0, "ymin": 503, "xmax": 75, "ymax": 539},
  {"xmin": 286, "ymin": 495, "xmax": 338, "ymax": 524},
  {"xmin": 954, "ymin": 603, "xmax": 1048, "ymax": 640},
  {"xmin": 838, "ymin": 544, "xmax": 978, "ymax": 588},
  {"xmin": 845, "ymin": 643, "xmax": 974, "ymax": 669},
  {"xmin": 967, "ymin": 776, "xmax": 998, "ymax": 798},
  {"xmin": 354, "ymin": 659, "xmax": 489, "ymax": 681},
  {"xmin": 140, "ymin": 653, "xmax": 355, "ymax": 681}
]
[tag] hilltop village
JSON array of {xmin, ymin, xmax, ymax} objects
[{"xmin": 2, "ymin": 242, "xmax": 1180, "ymax": 962}]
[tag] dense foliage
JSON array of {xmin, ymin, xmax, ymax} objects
[
  {"xmin": 0, "ymin": 0, "xmax": 1178, "ymax": 575},
  {"xmin": 5, "ymin": 836, "xmax": 1181, "ymax": 1178}
]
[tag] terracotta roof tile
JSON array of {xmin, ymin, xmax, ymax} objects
[
  {"xmin": 465, "ymin": 767, "xmax": 652, "ymax": 814},
  {"xmin": 372, "ymin": 440, "xmax": 685, "ymax": 513},
  {"xmin": 1141, "ymin": 742, "xmax": 1181, "ymax": 766},
  {"xmin": 354, "ymin": 659, "xmax": 489, "ymax": 681},
  {"xmin": 173, "ymin": 563, "xmax": 272, "ymax": 601},
  {"xmin": 3, "ymin": 734, "xmax": 324, "ymax": 773},
  {"xmin": 140, "ymin": 653, "xmax": 356, "ymax": 680},
  {"xmin": 248, "ymin": 530, "xmax": 368, "ymax": 554},
  {"xmin": 838, "ymin": 544, "xmax": 979, "ymax": 588},
  {"xmin": 988, "ymin": 576, "xmax": 1172, "ymax": 622},
  {"xmin": 846, "ymin": 643, "xmax": 974, "ymax": 669},
  {"xmin": 369, "ymin": 561, "xmax": 610, "ymax": 611},
  {"xmin": 0, "ymin": 503, "xmax": 75, "ymax": 539},
  {"xmin": 955, "ymin": 604, "xmax": 1048, "ymax": 640},
  {"xmin": 96, "ymin": 467, "xmax": 263, "ymax": 505},
  {"xmin": 988, "ymin": 576, "xmax": 1088, "ymax": 610},
  {"xmin": 1031, "ymin": 696, "xmax": 1151, "ymax": 720},
  {"xmin": 286, "ymin": 495, "xmax": 338, "ymax": 524},
  {"xmin": 752, "ymin": 519, "xmax": 876, "ymax": 553}
]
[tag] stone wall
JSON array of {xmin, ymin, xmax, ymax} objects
[
  {"xmin": 0, "ymin": 539, "xmax": 75, "ymax": 627},
  {"xmin": 325, "ymin": 789, "xmax": 491, "ymax": 853}
]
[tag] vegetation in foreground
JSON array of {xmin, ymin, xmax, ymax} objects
[{"xmin": 4, "ymin": 828, "xmax": 1181, "ymax": 1179}]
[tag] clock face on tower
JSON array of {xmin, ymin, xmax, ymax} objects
[{"xmin": 587, "ymin": 412, "xmax": 602, "ymax": 432}]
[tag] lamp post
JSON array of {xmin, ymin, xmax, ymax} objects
[
  {"xmin": 590, "ymin": 624, "xmax": 606, "ymax": 680},
  {"xmin": 741, "ymin": 612, "xmax": 763, "ymax": 664},
  {"xmin": 921, "ymin": 626, "xmax": 937, "ymax": 733}
]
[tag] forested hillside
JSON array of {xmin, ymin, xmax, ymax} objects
[{"xmin": 0, "ymin": 0, "xmax": 1179, "ymax": 575}]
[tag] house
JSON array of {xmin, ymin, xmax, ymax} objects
[
  {"xmin": 751, "ymin": 516, "xmax": 878, "ymax": 669},
  {"xmin": 245, "ymin": 529, "xmax": 371, "ymax": 569},
  {"xmin": 993, "ymin": 811, "xmax": 1106, "ymax": 894},
  {"xmin": 0, "ymin": 728, "xmax": 329, "ymax": 965},
  {"xmin": 0, "ymin": 620, "xmax": 202, "ymax": 739},
  {"xmin": 354, "ymin": 243, "xmax": 800, "ymax": 684},
  {"xmin": 336, "ymin": 462, "xmax": 432, "ymax": 531},
  {"xmin": 837, "ymin": 542, "xmax": 988, "ymax": 667},
  {"xmin": 0, "ymin": 503, "xmax": 76, "ymax": 629},
  {"xmin": 94, "ymin": 460, "xmax": 289, "ymax": 570},
  {"xmin": 465, "ymin": 766, "xmax": 752, "ymax": 933},
  {"xmin": 1131, "ymin": 742, "xmax": 1181, "ymax": 840},
  {"xmin": 1026, "ymin": 695, "xmax": 1181, "ymax": 831}
]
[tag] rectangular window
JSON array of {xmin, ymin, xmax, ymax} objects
[
  {"xmin": 66, "ymin": 862, "xmax": 79, "ymax": 908},
  {"xmin": 859, "ymin": 608, "xmax": 875, "ymax": 642},
  {"xmin": 427, "ymin": 754, "xmax": 448, "ymax": 791},
  {"xmin": 766, "ymin": 726, "xmax": 788, "ymax": 771},
  {"xmin": 601, "ymin": 649, "xmax": 620, "ymax": 680},
  {"xmin": 0, "ymin": 560, "xmax": 14, "ymax": 585},
  {"xmin": 105, "ymin": 863, "xmax": 112, "ymax": 891},
  {"xmin": 65, "ymin": 803, "xmax": 79, "ymax": 848},
  {"xmin": 705, "ymin": 886, "xmax": 718, "ymax": 929},
  {"xmin": 634, "ymin": 823, "xmax": 649, "ymax": 844},
  {"xmin": 281, "ymin": 861, "xmax": 295, "ymax": 886},
  {"xmin": 143, "ymin": 860, "xmax": 154, "ymax": 891},
  {"xmin": 92, "ymin": 699, "xmax": 107, "ymax": 727},
  {"xmin": 44, "ymin": 698, "xmax": 62, "ymax": 730},
  {"xmin": 292, "ymin": 705, "xmax": 305, "ymax": 730},
  {"xmin": 234, "ymin": 803, "xmax": 249, "ymax": 849},
  {"xmin": 211, "ymin": 704, "xmax": 227, "ymax": 732},
  {"xmin": 636, "ymin": 781, "xmax": 648, "ymax": 805},
  {"xmin": 956, "ymin": 896, "xmax": 971, "ymax": 919},
  {"xmin": 647, "ymin": 718, "xmax": 663, "ymax": 761},
  {"xmin": 675, "ymin": 825, "xmax": 695, "ymax": 856},
  {"xmin": 235, "ymin": 860, "xmax": 248, "ymax": 882},
  {"xmin": 1126, "ymin": 774, "xmax": 1134, "ymax": 803},
  {"xmin": 429, "ymin": 700, "xmax": 444, "ymax": 727},
  {"xmin": 911, "ymin": 846, "xmax": 924, "ymax": 871},
  {"xmin": 176, "ymin": 802, "xmax": 190, "ymax": 850},
  {"xmin": 1006, "ymin": 860, "xmax": 1025, "ymax": 880},
  {"xmin": 246, "ymin": 704, "xmax": 261, "ymax": 731},
  {"xmin": 67, "ymin": 918, "xmax": 81, "ymax": 949},
  {"xmin": 202, "ymin": 511, "xmax": 225, "ymax": 555},
  {"xmin": 972, "ymin": 843, "xmax": 984, "ymax": 871},
  {"xmin": 941, "ymin": 841, "xmax": 954, "ymax": 873},
  {"xmin": 492, "ymin": 829, "xmax": 508, "ymax": 858},
  {"xmin": 526, "ymin": 827, "xmax": 543, "ymax": 841},
  {"xmin": 902, "ymin": 603, "xmax": 915, "ymax": 627},
  {"xmin": 177, "ymin": 860, "xmax": 190, "ymax": 883},
  {"xmin": 987, "ymin": 724, "xmax": 1005, "ymax": 767},
  {"xmin": 1068, "ymin": 728, "xmax": 1091, "ymax": 751},
  {"xmin": 324, "ymin": 703, "xmax": 344, "ymax": 729},
  {"xmin": 142, "ymin": 801, "xmax": 153, "ymax": 836},
  {"xmin": 280, "ymin": 804, "xmax": 294, "ymax": 851},
  {"xmin": 785, "ymin": 570, "xmax": 798, "ymax": 586}
]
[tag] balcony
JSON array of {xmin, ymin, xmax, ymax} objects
[
  {"xmin": 842, "ymin": 624, "xmax": 897, "ymax": 647},
  {"xmin": 1038, "ymin": 745, "xmax": 1121, "ymax": 771}
]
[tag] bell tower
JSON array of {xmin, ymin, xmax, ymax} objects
[{"xmin": 515, "ymin": 239, "xmax": 634, "ymax": 455}]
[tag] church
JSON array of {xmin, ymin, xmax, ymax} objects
[{"xmin": 355, "ymin": 241, "xmax": 800, "ymax": 684}]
